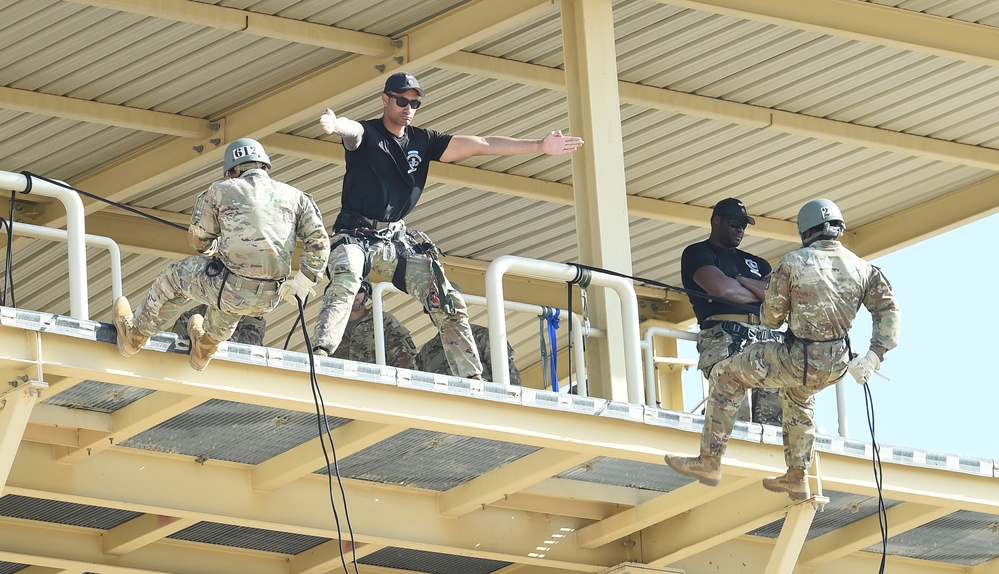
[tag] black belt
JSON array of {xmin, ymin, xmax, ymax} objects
[{"xmin": 334, "ymin": 210, "xmax": 403, "ymax": 232}]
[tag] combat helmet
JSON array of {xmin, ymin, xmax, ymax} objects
[
  {"xmin": 223, "ymin": 138, "xmax": 271, "ymax": 176},
  {"xmin": 797, "ymin": 198, "xmax": 845, "ymax": 246}
]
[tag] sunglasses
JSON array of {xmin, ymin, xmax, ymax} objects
[
  {"xmin": 386, "ymin": 94, "xmax": 422, "ymax": 109},
  {"xmin": 724, "ymin": 218, "xmax": 749, "ymax": 229}
]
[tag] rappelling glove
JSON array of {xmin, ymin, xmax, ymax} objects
[
  {"xmin": 848, "ymin": 350, "xmax": 881, "ymax": 385},
  {"xmin": 278, "ymin": 271, "xmax": 316, "ymax": 305}
]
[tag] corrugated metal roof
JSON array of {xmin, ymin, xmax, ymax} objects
[{"xmin": 2, "ymin": 1, "xmax": 999, "ymax": 571}]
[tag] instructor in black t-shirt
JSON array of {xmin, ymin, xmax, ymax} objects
[
  {"xmin": 311, "ymin": 71, "xmax": 584, "ymax": 379},
  {"xmin": 680, "ymin": 198, "xmax": 782, "ymax": 425}
]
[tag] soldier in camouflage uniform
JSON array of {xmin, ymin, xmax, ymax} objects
[
  {"xmin": 330, "ymin": 280, "xmax": 417, "ymax": 369},
  {"xmin": 680, "ymin": 198, "xmax": 782, "ymax": 425},
  {"xmin": 172, "ymin": 304, "xmax": 266, "ymax": 346},
  {"xmin": 113, "ymin": 138, "xmax": 330, "ymax": 371},
  {"xmin": 311, "ymin": 71, "xmax": 583, "ymax": 379},
  {"xmin": 417, "ymin": 324, "xmax": 521, "ymax": 385},
  {"xmin": 666, "ymin": 199, "xmax": 900, "ymax": 501}
]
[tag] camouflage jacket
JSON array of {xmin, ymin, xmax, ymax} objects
[
  {"xmin": 188, "ymin": 168, "xmax": 329, "ymax": 280},
  {"xmin": 331, "ymin": 309, "xmax": 417, "ymax": 369},
  {"xmin": 763, "ymin": 240, "xmax": 900, "ymax": 358}
]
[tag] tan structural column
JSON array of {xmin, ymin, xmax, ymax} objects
[{"xmin": 561, "ymin": 0, "xmax": 633, "ymax": 401}]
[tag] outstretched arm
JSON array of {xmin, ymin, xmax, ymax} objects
[
  {"xmin": 440, "ymin": 130, "xmax": 584, "ymax": 163},
  {"xmin": 319, "ymin": 108, "xmax": 364, "ymax": 151}
]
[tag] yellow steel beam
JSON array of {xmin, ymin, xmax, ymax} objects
[
  {"xmin": 0, "ymin": 514, "xmax": 288, "ymax": 574},
  {"xmin": 250, "ymin": 421, "xmax": 406, "ymax": 492},
  {"xmin": 8, "ymin": 441, "xmax": 629, "ymax": 572},
  {"xmin": 62, "ymin": 0, "xmax": 397, "ymax": 56},
  {"xmin": 101, "ymin": 514, "xmax": 199, "ymax": 556},
  {"xmin": 0, "ymin": 381, "xmax": 46, "ymax": 494},
  {"xmin": 295, "ymin": 541, "xmax": 384, "ymax": 574},
  {"xmin": 54, "ymin": 392, "xmax": 208, "ymax": 464},
  {"xmin": 575, "ymin": 474, "xmax": 759, "ymax": 549},
  {"xmin": 643, "ymin": 483, "xmax": 791, "ymax": 566},
  {"xmin": 438, "ymin": 449, "xmax": 592, "ymax": 517},
  {"xmin": 849, "ymin": 172, "xmax": 999, "ymax": 259},
  {"xmin": 764, "ymin": 499, "xmax": 820, "ymax": 574},
  {"xmin": 438, "ymin": 51, "xmax": 999, "ymax": 172},
  {"xmin": 0, "ymin": 86, "xmax": 213, "ymax": 138},
  {"xmin": 655, "ymin": 0, "xmax": 999, "ymax": 68},
  {"xmin": 798, "ymin": 502, "xmax": 952, "ymax": 567}
]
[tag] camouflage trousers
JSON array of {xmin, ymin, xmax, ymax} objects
[
  {"xmin": 133, "ymin": 255, "xmax": 280, "ymax": 342},
  {"xmin": 312, "ymin": 231, "xmax": 483, "ymax": 378},
  {"xmin": 332, "ymin": 312, "xmax": 418, "ymax": 370},
  {"xmin": 416, "ymin": 324, "xmax": 521, "ymax": 385},
  {"xmin": 697, "ymin": 323, "xmax": 782, "ymax": 425},
  {"xmin": 700, "ymin": 337, "xmax": 850, "ymax": 470}
]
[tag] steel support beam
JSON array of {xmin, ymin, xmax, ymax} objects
[
  {"xmin": 654, "ymin": 0, "xmax": 999, "ymax": 68},
  {"xmin": 561, "ymin": 0, "xmax": 633, "ymax": 400}
]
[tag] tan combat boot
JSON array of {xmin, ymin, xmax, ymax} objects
[
  {"xmin": 187, "ymin": 314, "xmax": 222, "ymax": 371},
  {"xmin": 762, "ymin": 467, "xmax": 810, "ymax": 501},
  {"xmin": 114, "ymin": 296, "xmax": 149, "ymax": 357},
  {"xmin": 664, "ymin": 454, "xmax": 722, "ymax": 486}
]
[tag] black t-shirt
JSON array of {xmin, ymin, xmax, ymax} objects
[
  {"xmin": 680, "ymin": 240, "xmax": 772, "ymax": 323},
  {"xmin": 340, "ymin": 119, "xmax": 453, "ymax": 222}
]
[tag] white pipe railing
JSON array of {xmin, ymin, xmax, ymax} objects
[
  {"xmin": 371, "ymin": 281, "xmax": 603, "ymax": 393},
  {"xmin": 4, "ymin": 222, "xmax": 123, "ymax": 302},
  {"xmin": 642, "ymin": 326, "xmax": 698, "ymax": 406},
  {"xmin": 0, "ymin": 171, "xmax": 89, "ymax": 319},
  {"xmin": 485, "ymin": 255, "xmax": 644, "ymax": 403}
]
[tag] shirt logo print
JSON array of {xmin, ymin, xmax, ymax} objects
[{"xmin": 406, "ymin": 150, "xmax": 422, "ymax": 173}]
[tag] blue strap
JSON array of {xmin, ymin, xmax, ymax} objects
[{"xmin": 546, "ymin": 309, "xmax": 561, "ymax": 391}]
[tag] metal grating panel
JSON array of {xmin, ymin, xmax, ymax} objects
[
  {"xmin": 0, "ymin": 563, "xmax": 25, "ymax": 574},
  {"xmin": 335, "ymin": 428, "xmax": 539, "ymax": 491},
  {"xmin": 169, "ymin": 521, "xmax": 328, "ymax": 554},
  {"xmin": 558, "ymin": 456, "xmax": 690, "ymax": 492},
  {"xmin": 41, "ymin": 379, "xmax": 154, "ymax": 412},
  {"xmin": 122, "ymin": 399, "xmax": 352, "ymax": 465},
  {"xmin": 360, "ymin": 546, "xmax": 512, "ymax": 574},
  {"xmin": 749, "ymin": 490, "xmax": 902, "ymax": 540},
  {"xmin": 0, "ymin": 494, "xmax": 141, "ymax": 529},
  {"xmin": 871, "ymin": 509, "xmax": 999, "ymax": 566}
]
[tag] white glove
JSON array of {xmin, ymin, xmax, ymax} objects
[
  {"xmin": 278, "ymin": 271, "xmax": 316, "ymax": 305},
  {"xmin": 848, "ymin": 350, "xmax": 881, "ymax": 385}
]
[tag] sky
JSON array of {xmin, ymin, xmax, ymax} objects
[{"xmin": 678, "ymin": 212, "xmax": 999, "ymax": 461}]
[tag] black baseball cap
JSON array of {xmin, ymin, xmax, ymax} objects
[
  {"xmin": 712, "ymin": 198, "xmax": 756, "ymax": 225},
  {"xmin": 384, "ymin": 71, "xmax": 425, "ymax": 96}
]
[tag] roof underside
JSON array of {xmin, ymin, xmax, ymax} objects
[{"xmin": 1, "ymin": 1, "xmax": 999, "ymax": 573}]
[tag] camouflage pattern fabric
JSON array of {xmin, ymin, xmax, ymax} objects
[
  {"xmin": 188, "ymin": 169, "xmax": 328, "ymax": 280},
  {"xmin": 172, "ymin": 304, "xmax": 266, "ymax": 346},
  {"xmin": 312, "ymin": 230, "xmax": 482, "ymax": 378},
  {"xmin": 417, "ymin": 324, "xmax": 521, "ymax": 385},
  {"xmin": 696, "ymin": 323, "xmax": 782, "ymax": 425},
  {"xmin": 331, "ymin": 308, "xmax": 417, "ymax": 369},
  {"xmin": 131, "ymin": 169, "xmax": 330, "ymax": 342},
  {"xmin": 697, "ymin": 239, "xmax": 900, "ymax": 471},
  {"xmin": 131, "ymin": 256, "xmax": 279, "ymax": 341}
]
